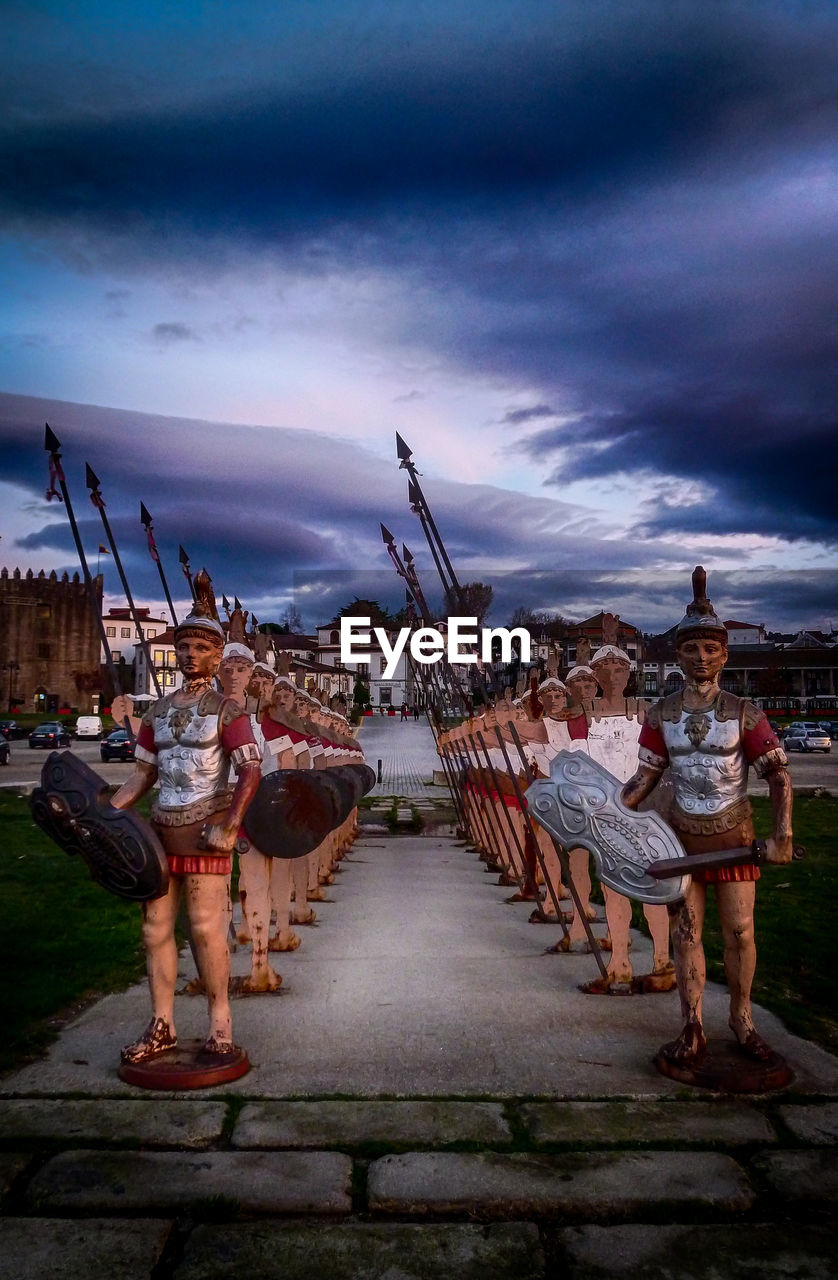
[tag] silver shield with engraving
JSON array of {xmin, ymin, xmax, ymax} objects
[{"xmin": 525, "ymin": 749, "xmax": 690, "ymax": 905}]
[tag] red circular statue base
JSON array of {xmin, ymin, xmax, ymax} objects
[
  {"xmin": 654, "ymin": 1039, "xmax": 793, "ymax": 1093},
  {"xmin": 118, "ymin": 1039, "xmax": 250, "ymax": 1090}
]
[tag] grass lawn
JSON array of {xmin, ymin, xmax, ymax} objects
[
  {"xmin": 703, "ymin": 796, "xmax": 838, "ymax": 1054},
  {"xmin": 0, "ymin": 790, "xmax": 147, "ymax": 1074},
  {"xmin": 628, "ymin": 795, "xmax": 838, "ymax": 1055}
]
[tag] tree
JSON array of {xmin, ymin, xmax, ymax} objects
[
  {"xmin": 276, "ymin": 603, "xmax": 303, "ymax": 633},
  {"xmin": 338, "ymin": 598, "xmax": 393, "ymax": 627},
  {"xmin": 458, "ymin": 581, "xmax": 494, "ymax": 626},
  {"xmin": 353, "ymin": 678, "xmax": 370, "ymax": 707}
]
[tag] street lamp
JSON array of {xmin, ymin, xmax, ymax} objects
[{"xmin": 4, "ymin": 659, "xmax": 20, "ymax": 714}]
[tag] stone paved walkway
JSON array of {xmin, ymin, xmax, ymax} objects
[
  {"xmin": 357, "ymin": 714, "xmax": 442, "ymax": 796},
  {"xmin": 1, "ymin": 829, "xmax": 836, "ymax": 1277}
]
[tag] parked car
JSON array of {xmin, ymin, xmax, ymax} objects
[
  {"xmin": 28, "ymin": 722, "xmax": 71, "ymax": 749},
  {"xmin": 75, "ymin": 714, "xmax": 104, "ymax": 740},
  {"xmin": 0, "ymin": 719, "xmax": 27, "ymax": 739},
  {"xmin": 0, "ymin": 737, "xmax": 9, "ymax": 765},
  {"xmin": 100, "ymin": 729, "xmax": 135, "ymax": 762},
  {"xmin": 784, "ymin": 726, "xmax": 831, "ymax": 753}
]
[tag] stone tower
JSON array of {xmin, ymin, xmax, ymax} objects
[{"xmin": 0, "ymin": 568, "xmax": 103, "ymax": 714}]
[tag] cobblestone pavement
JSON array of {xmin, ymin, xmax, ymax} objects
[
  {"xmin": 357, "ymin": 714, "xmax": 443, "ymax": 796},
  {"xmin": 1, "ymin": 826, "xmax": 836, "ymax": 1277}
]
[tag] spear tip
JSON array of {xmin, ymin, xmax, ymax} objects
[
  {"xmin": 85, "ymin": 462, "xmax": 100, "ymax": 490},
  {"xmin": 407, "ymin": 478, "xmax": 422, "ymax": 505},
  {"xmin": 380, "ymin": 522, "xmax": 395, "ymax": 544},
  {"xmin": 178, "ymin": 545, "xmax": 190, "ymax": 565},
  {"xmin": 402, "ymin": 543, "xmax": 414, "ymax": 563},
  {"xmin": 140, "ymin": 501, "xmax": 152, "ymax": 526},
  {"xmin": 395, "ymin": 431, "xmax": 413, "ymax": 462},
  {"xmin": 44, "ymin": 423, "xmax": 61, "ymax": 452}
]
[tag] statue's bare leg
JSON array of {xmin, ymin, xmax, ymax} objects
[
  {"xmin": 718, "ymin": 881, "xmax": 770, "ymax": 1058},
  {"xmin": 237, "ymin": 849, "xmax": 282, "ymax": 991},
  {"xmin": 536, "ymin": 825, "xmax": 565, "ymax": 909},
  {"xmin": 269, "ymin": 857, "xmax": 300, "ymax": 950},
  {"xmin": 185, "ymin": 873, "xmax": 234, "ymax": 1048},
  {"xmin": 637, "ymin": 903, "xmax": 676, "ymax": 990},
  {"xmin": 660, "ymin": 881, "xmax": 707, "ymax": 1065},
  {"xmin": 602, "ymin": 885, "xmax": 633, "ymax": 983},
  {"xmin": 292, "ymin": 853, "xmax": 316, "ymax": 925},
  {"xmin": 567, "ymin": 848, "xmax": 598, "ymax": 945},
  {"xmin": 121, "ymin": 876, "xmax": 181, "ymax": 1062}
]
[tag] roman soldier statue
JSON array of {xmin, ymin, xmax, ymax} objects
[{"xmin": 622, "ymin": 567, "xmax": 793, "ymax": 1068}]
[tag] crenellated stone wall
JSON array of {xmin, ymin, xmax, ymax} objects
[{"xmin": 0, "ymin": 567, "xmax": 103, "ymax": 713}]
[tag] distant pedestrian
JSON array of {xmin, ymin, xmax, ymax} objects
[
  {"xmin": 400, "ymin": 702, "xmax": 408, "ymax": 721},
  {"xmin": 413, "ymin": 705, "xmax": 420, "ymax": 721}
]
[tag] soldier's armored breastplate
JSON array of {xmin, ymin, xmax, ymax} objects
[
  {"xmin": 154, "ymin": 705, "xmax": 229, "ymax": 810},
  {"xmin": 585, "ymin": 716, "xmax": 640, "ymax": 785},
  {"xmin": 664, "ymin": 712, "xmax": 747, "ymax": 816}
]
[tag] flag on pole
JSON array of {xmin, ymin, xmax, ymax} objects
[
  {"xmin": 145, "ymin": 526, "xmax": 160, "ymax": 565},
  {"xmin": 98, "ymin": 544, "xmax": 110, "ymax": 555},
  {"xmin": 46, "ymin": 454, "xmax": 65, "ymax": 502}
]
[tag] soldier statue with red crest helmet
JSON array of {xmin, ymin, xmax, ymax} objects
[
  {"xmin": 622, "ymin": 567, "xmax": 793, "ymax": 1074},
  {"xmin": 112, "ymin": 572, "xmax": 261, "ymax": 1069}
]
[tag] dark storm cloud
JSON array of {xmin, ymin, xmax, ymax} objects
[
  {"xmin": 151, "ymin": 322, "xmax": 199, "ymax": 344},
  {"xmin": 0, "ymin": 391, "xmax": 638, "ymax": 620},
  {"xmin": 2, "ymin": 9, "xmax": 834, "ymax": 235},
  {"xmin": 502, "ymin": 405, "xmax": 556, "ymax": 426},
  {"xmin": 527, "ymin": 393, "xmax": 838, "ymax": 544},
  {"xmin": 3, "ymin": 3, "xmax": 838, "ymax": 554}
]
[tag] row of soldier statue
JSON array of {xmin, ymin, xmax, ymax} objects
[
  {"xmin": 437, "ymin": 568, "xmax": 795, "ymax": 1074},
  {"xmin": 109, "ymin": 573, "xmax": 366, "ymax": 1067}
]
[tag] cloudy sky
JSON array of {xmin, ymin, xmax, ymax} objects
[{"xmin": 1, "ymin": 1, "xmax": 836, "ymax": 633}]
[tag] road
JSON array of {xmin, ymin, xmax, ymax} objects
[{"xmin": 3, "ymin": 725, "xmax": 837, "ymax": 795}]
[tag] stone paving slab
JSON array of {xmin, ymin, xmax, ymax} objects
[
  {"xmin": 753, "ymin": 1149, "xmax": 838, "ymax": 1206},
  {"xmin": 779, "ymin": 1101, "xmax": 838, "ymax": 1144},
  {"xmin": 0, "ymin": 1098, "xmax": 226, "ymax": 1147},
  {"xmin": 26, "ymin": 1149, "xmax": 353, "ymax": 1214},
  {"xmin": 0, "ymin": 1152, "xmax": 31, "ymax": 1200},
  {"xmin": 519, "ymin": 1100, "xmax": 776, "ymax": 1146},
  {"xmin": 0, "ymin": 1217, "xmax": 173, "ymax": 1280},
  {"xmin": 367, "ymin": 1150, "xmax": 754, "ymax": 1218},
  {"xmin": 558, "ymin": 1223, "xmax": 838, "ymax": 1278},
  {"xmin": 232, "ymin": 1100, "xmax": 511, "ymax": 1148},
  {"xmin": 175, "ymin": 1221, "xmax": 544, "ymax": 1279}
]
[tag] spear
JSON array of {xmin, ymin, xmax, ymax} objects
[
  {"xmin": 139, "ymin": 502, "xmax": 178, "ymax": 628},
  {"xmin": 179, "ymin": 545, "xmax": 196, "ymax": 600},
  {"xmin": 43, "ymin": 426, "xmax": 134, "ymax": 739},
  {"xmin": 397, "ymin": 432, "xmax": 466, "ymax": 612},
  {"xmin": 86, "ymin": 466, "xmax": 163, "ymax": 700},
  {"xmin": 380, "ymin": 524, "xmax": 470, "ymax": 716}
]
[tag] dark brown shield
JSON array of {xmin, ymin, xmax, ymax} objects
[{"xmin": 30, "ymin": 751, "xmax": 169, "ymax": 901}]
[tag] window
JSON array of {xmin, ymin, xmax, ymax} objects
[
  {"xmin": 154, "ymin": 650, "xmax": 165, "ymax": 665},
  {"xmin": 330, "ymin": 630, "xmax": 339, "ymax": 645},
  {"xmin": 356, "ymin": 662, "xmax": 369, "ymax": 676},
  {"xmin": 37, "ymin": 642, "xmax": 51, "ymax": 659},
  {"xmin": 112, "ymin": 650, "xmax": 122, "ymax": 662},
  {"xmin": 106, "ymin": 626, "xmax": 116, "ymax": 637},
  {"xmin": 379, "ymin": 657, "xmax": 387, "ymax": 675},
  {"xmin": 37, "ymin": 603, "xmax": 51, "ymax": 619},
  {"xmin": 380, "ymin": 686, "xmax": 392, "ymax": 705},
  {"xmin": 121, "ymin": 627, "xmax": 131, "ymax": 638}
]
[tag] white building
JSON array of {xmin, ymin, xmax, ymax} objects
[
  {"xmin": 315, "ymin": 620, "xmax": 413, "ymax": 709},
  {"xmin": 101, "ymin": 607, "xmax": 168, "ymax": 665},
  {"xmin": 133, "ymin": 626, "xmax": 181, "ymax": 696},
  {"xmin": 724, "ymin": 619, "xmax": 768, "ymax": 646}
]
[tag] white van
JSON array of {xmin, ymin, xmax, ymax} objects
[{"xmin": 75, "ymin": 715, "xmax": 104, "ymax": 740}]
